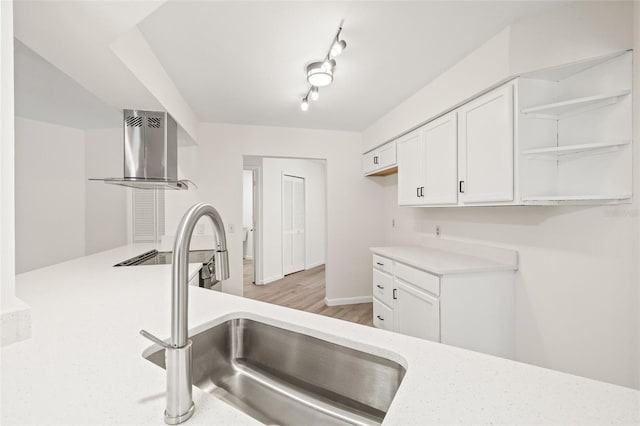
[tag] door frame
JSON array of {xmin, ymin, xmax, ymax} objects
[
  {"xmin": 243, "ymin": 166, "xmax": 261, "ymax": 285},
  {"xmin": 281, "ymin": 172, "xmax": 306, "ymax": 276}
]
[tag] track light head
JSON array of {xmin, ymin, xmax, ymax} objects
[
  {"xmin": 300, "ymin": 96, "xmax": 309, "ymax": 111},
  {"xmin": 310, "ymin": 87, "xmax": 319, "ymax": 101},
  {"xmin": 329, "ymin": 39, "xmax": 347, "ymax": 58}
]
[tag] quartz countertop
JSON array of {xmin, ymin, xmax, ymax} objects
[
  {"xmin": 1, "ymin": 244, "xmax": 638, "ymax": 425},
  {"xmin": 370, "ymin": 245, "xmax": 517, "ymax": 275}
]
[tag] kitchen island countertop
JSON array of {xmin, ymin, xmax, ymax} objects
[{"xmin": 1, "ymin": 244, "xmax": 638, "ymax": 425}]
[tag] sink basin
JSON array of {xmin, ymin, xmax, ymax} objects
[{"xmin": 144, "ymin": 318, "xmax": 406, "ymax": 425}]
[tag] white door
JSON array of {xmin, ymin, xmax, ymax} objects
[
  {"xmin": 282, "ymin": 175, "xmax": 305, "ymax": 275},
  {"xmin": 394, "ymin": 280, "xmax": 440, "ymax": 342},
  {"xmin": 423, "ymin": 111, "xmax": 458, "ymax": 205},
  {"xmin": 397, "ymin": 130, "xmax": 424, "ymax": 205},
  {"xmin": 458, "ymin": 84, "xmax": 514, "ymax": 204}
]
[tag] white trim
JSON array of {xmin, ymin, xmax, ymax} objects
[
  {"xmin": 324, "ymin": 296, "xmax": 373, "ymax": 306},
  {"xmin": 305, "ymin": 260, "xmax": 325, "ymax": 270},
  {"xmin": 258, "ymin": 274, "xmax": 284, "ymax": 285}
]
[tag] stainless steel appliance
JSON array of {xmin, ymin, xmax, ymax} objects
[
  {"xmin": 114, "ymin": 249, "xmax": 220, "ymax": 290},
  {"xmin": 90, "ymin": 109, "xmax": 194, "ymax": 190}
]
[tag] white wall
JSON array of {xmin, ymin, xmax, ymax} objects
[
  {"xmin": 85, "ymin": 128, "xmax": 128, "ymax": 255},
  {"xmin": 1, "ymin": 0, "xmax": 32, "ymax": 347},
  {"xmin": 363, "ymin": 1, "xmax": 638, "ymax": 389},
  {"xmin": 259, "ymin": 158, "xmax": 326, "ymax": 283},
  {"xmin": 14, "ymin": 118, "xmax": 86, "ymax": 273},
  {"xmin": 165, "ymin": 124, "xmax": 384, "ymax": 302}
]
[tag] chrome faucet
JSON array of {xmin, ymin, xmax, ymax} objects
[{"xmin": 141, "ymin": 203, "xmax": 230, "ymax": 424}]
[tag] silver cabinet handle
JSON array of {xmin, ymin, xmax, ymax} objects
[
  {"xmin": 393, "ymin": 289, "xmax": 397, "ymax": 300},
  {"xmin": 376, "ymin": 315, "xmax": 384, "ymax": 321},
  {"xmin": 376, "ymin": 262, "xmax": 384, "ymax": 266},
  {"xmin": 376, "ymin": 284, "xmax": 384, "ymax": 289}
]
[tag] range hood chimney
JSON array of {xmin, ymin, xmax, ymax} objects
[{"xmin": 90, "ymin": 109, "xmax": 194, "ymax": 190}]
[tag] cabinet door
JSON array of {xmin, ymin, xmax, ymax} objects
[
  {"xmin": 362, "ymin": 151, "xmax": 378, "ymax": 175},
  {"xmin": 423, "ymin": 111, "xmax": 458, "ymax": 205},
  {"xmin": 394, "ymin": 280, "xmax": 440, "ymax": 342},
  {"xmin": 377, "ymin": 141, "xmax": 397, "ymax": 170},
  {"xmin": 458, "ymin": 84, "xmax": 514, "ymax": 204},
  {"xmin": 397, "ymin": 130, "xmax": 423, "ymax": 205}
]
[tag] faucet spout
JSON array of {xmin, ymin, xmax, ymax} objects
[{"xmin": 165, "ymin": 203, "xmax": 230, "ymax": 424}]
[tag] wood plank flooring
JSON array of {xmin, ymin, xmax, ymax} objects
[{"xmin": 243, "ymin": 260, "xmax": 373, "ymax": 327}]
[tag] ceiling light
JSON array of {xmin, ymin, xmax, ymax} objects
[
  {"xmin": 329, "ymin": 39, "xmax": 347, "ymax": 58},
  {"xmin": 310, "ymin": 87, "xmax": 319, "ymax": 101},
  {"xmin": 307, "ymin": 62, "xmax": 333, "ymax": 87},
  {"xmin": 298, "ymin": 20, "xmax": 346, "ymax": 111}
]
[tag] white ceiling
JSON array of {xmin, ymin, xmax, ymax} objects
[{"xmin": 14, "ymin": 1, "xmax": 569, "ymax": 132}]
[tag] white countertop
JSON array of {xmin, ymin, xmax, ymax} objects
[
  {"xmin": 2, "ymin": 244, "xmax": 638, "ymax": 425},
  {"xmin": 370, "ymin": 245, "xmax": 517, "ymax": 275}
]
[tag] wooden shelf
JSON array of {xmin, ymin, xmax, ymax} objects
[
  {"xmin": 522, "ymin": 141, "xmax": 631, "ymax": 158},
  {"xmin": 521, "ymin": 90, "xmax": 630, "ymax": 119},
  {"xmin": 522, "ymin": 194, "xmax": 632, "ymax": 205}
]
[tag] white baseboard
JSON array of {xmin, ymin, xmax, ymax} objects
[
  {"xmin": 257, "ymin": 274, "xmax": 284, "ymax": 285},
  {"xmin": 305, "ymin": 261, "xmax": 325, "ymax": 270},
  {"xmin": 324, "ymin": 296, "xmax": 373, "ymax": 306}
]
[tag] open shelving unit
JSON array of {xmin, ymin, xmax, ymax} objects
[{"xmin": 517, "ymin": 51, "xmax": 633, "ymax": 206}]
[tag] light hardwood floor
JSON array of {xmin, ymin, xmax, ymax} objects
[{"xmin": 243, "ymin": 260, "xmax": 373, "ymax": 327}]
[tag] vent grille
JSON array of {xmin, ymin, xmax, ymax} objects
[
  {"xmin": 126, "ymin": 116, "xmax": 143, "ymax": 127},
  {"xmin": 147, "ymin": 117, "xmax": 161, "ymax": 128}
]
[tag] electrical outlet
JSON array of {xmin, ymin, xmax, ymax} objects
[
  {"xmin": 436, "ymin": 225, "xmax": 441, "ymax": 237},
  {"xmin": 228, "ymin": 223, "xmax": 235, "ymax": 233}
]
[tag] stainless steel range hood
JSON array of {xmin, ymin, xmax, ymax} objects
[{"xmin": 90, "ymin": 109, "xmax": 194, "ymax": 190}]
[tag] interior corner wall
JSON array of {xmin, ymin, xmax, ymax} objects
[
  {"xmin": 365, "ymin": 1, "xmax": 637, "ymax": 389},
  {"xmin": 84, "ymin": 128, "xmax": 128, "ymax": 255},
  {"xmin": 14, "ymin": 118, "xmax": 86, "ymax": 273},
  {"xmin": 259, "ymin": 158, "xmax": 326, "ymax": 284},
  {"xmin": 165, "ymin": 124, "xmax": 384, "ymax": 300}
]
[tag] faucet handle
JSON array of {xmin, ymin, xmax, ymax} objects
[{"xmin": 140, "ymin": 329, "xmax": 172, "ymax": 350}]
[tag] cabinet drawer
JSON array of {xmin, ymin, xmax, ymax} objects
[
  {"xmin": 372, "ymin": 255, "xmax": 392, "ymax": 275},
  {"xmin": 373, "ymin": 298, "xmax": 394, "ymax": 331},
  {"xmin": 373, "ymin": 269, "xmax": 394, "ymax": 307},
  {"xmin": 394, "ymin": 262, "xmax": 440, "ymax": 296}
]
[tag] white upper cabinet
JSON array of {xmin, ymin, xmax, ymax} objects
[
  {"xmin": 422, "ymin": 112, "xmax": 458, "ymax": 205},
  {"xmin": 457, "ymin": 83, "xmax": 514, "ymax": 204},
  {"xmin": 362, "ymin": 140, "xmax": 397, "ymax": 176},
  {"xmin": 397, "ymin": 112, "xmax": 458, "ymax": 206},
  {"xmin": 397, "ymin": 130, "xmax": 423, "ymax": 205}
]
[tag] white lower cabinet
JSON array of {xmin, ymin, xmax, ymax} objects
[
  {"xmin": 372, "ymin": 254, "xmax": 514, "ymax": 359},
  {"xmin": 394, "ymin": 279, "xmax": 440, "ymax": 341}
]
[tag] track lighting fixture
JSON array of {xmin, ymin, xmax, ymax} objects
[
  {"xmin": 329, "ymin": 38, "xmax": 347, "ymax": 59},
  {"xmin": 310, "ymin": 86, "xmax": 319, "ymax": 101},
  {"xmin": 300, "ymin": 96, "xmax": 309, "ymax": 112},
  {"xmin": 299, "ymin": 21, "xmax": 346, "ymax": 112}
]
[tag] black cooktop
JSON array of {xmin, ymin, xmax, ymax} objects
[{"xmin": 114, "ymin": 249, "xmax": 214, "ymax": 267}]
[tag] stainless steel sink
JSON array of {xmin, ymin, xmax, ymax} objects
[{"xmin": 144, "ymin": 318, "xmax": 406, "ymax": 426}]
